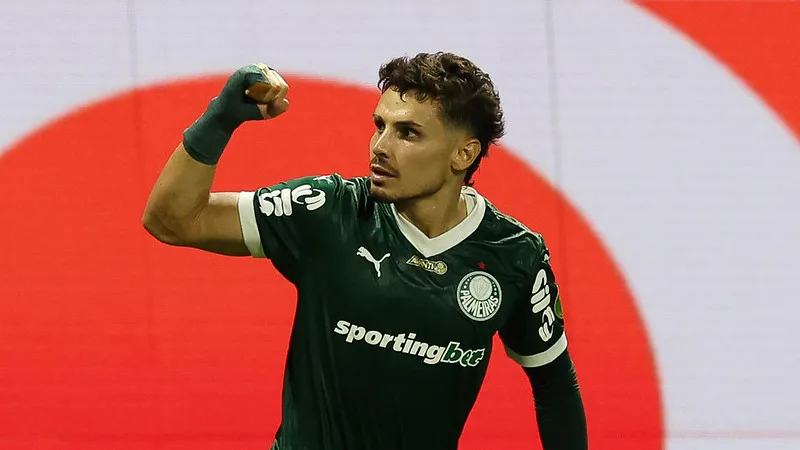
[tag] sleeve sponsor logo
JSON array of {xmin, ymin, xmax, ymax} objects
[
  {"xmin": 530, "ymin": 268, "xmax": 556, "ymax": 342},
  {"xmin": 258, "ymin": 184, "xmax": 326, "ymax": 217}
]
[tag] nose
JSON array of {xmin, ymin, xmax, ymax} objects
[{"xmin": 370, "ymin": 129, "xmax": 390, "ymax": 158}]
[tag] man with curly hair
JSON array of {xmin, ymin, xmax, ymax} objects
[{"xmin": 143, "ymin": 52, "xmax": 588, "ymax": 450}]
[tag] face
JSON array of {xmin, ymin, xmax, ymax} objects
[{"xmin": 368, "ymin": 88, "xmax": 479, "ymax": 203}]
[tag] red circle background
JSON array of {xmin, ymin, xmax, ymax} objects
[{"xmin": 0, "ymin": 76, "xmax": 662, "ymax": 449}]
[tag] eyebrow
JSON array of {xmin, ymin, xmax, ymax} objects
[{"xmin": 373, "ymin": 114, "xmax": 424, "ymax": 129}]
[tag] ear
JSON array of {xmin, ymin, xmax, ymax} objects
[{"xmin": 452, "ymin": 138, "xmax": 482, "ymax": 172}]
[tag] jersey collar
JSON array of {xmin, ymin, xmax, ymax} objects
[{"xmin": 390, "ymin": 187, "xmax": 486, "ymax": 258}]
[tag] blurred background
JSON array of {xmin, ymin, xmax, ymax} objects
[{"xmin": 1, "ymin": 1, "xmax": 799, "ymax": 449}]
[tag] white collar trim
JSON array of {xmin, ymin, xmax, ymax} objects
[{"xmin": 390, "ymin": 187, "xmax": 486, "ymax": 258}]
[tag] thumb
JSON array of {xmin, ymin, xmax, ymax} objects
[{"xmin": 262, "ymin": 98, "xmax": 290, "ymax": 119}]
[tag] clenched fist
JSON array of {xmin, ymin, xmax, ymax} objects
[
  {"xmin": 245, "ymin": 63, "xmax": 290, "ymax": 120},
  {"xmin": 182, "ymin": 62, "xmax": 291, "ymax": 165}
]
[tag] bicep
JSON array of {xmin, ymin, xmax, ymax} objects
[{"xmin": 189, "ymin": 192, "xmax": 251, "ymax": 256}]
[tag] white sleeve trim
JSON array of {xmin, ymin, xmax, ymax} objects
[
  {"xmin": 504, "ymin": 333, "xmax": 568, "ymax": 368},
  {"xmin": 237, "ymin": 191, "xmax": 266, "ymax": 258}
]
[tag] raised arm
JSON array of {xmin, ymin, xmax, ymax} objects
[
  {"xmin": 142, "ymin": 143, "xmax": 247, "ymax": 255},
  {"xmin": 142, "ymin": 63, "xmax": 289, "ymax": 256}
]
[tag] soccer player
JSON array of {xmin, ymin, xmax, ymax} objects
[{"xmin": 143, "ymin": 53, "xmax": 588, "ymax": 450}]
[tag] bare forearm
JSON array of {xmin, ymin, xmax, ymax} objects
[{"xmin": 142, "ymin": 143, "xmax": 216, "ymax": 244}]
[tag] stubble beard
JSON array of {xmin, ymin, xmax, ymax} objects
[
  {"xmin": 369, "ymin": 183, "xmax": 401, "ymax": 204},
  {"xmin": 369, "ymin": 178, "xmax": 444, "ymax": 207}
]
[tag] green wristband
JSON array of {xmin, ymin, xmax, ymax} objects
[
  {"xmin": 182, "ymin": 64, "xmax": 269, "ymax": 165},
  {"xmin": 182, "ymin": 97, "xmax": 239, "ymax": 166}
]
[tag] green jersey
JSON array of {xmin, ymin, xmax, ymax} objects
[{"xmin": 237, "ymin": 174, "xmax": 567, "ymax": 450}]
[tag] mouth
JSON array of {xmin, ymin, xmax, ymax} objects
[{"xmin": 370, "ymin": 163, "xmax": 397, "ymax": 182}]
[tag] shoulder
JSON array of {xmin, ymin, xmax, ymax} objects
[
  {"xmin": 254, "ymin": 173, "xmax": 371, "ymax": 213},
  {"xmin": 479, "ymin": 196, "xmax": 548, "ymax": 257},
  {"xmin": 323, "ymin": 174, "xmax": 370, "ymax": 201},
  {"xmin": 277, "ymin": 173, "xmax": 368, "ymax": 196}
]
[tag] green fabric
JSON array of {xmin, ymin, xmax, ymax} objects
[
  {"xmin": 525, "ymin": 350, "xmax": 588, "ymax": 449},
  {"xmin": 183, "ymin": 64, "xmax": 267, "ymax": 165}
]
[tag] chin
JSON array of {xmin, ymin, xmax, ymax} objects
[
  {"xmin": 369, "ymin": 177, "xmax": 412, "ymax": 203},
  {"xmin": 369, "ymin": 184, "xmax": 399, "ymax": 203}
]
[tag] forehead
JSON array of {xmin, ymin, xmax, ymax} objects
[{"xmin": 374, "ymin": 89, "xmax": 442, "ymax": 125}]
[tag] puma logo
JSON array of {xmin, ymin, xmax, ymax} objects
[{"xmin": 356, "ymin": 246, "xmax": 391, "ymax": 278}]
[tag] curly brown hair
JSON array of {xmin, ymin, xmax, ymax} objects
[{"xmin": 377, "ymin": 52, "xmax": 506, "ymax": 186}]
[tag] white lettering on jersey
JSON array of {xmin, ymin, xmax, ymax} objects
[
  {"xmin": 356, "ymin": 246, "xmax": 390, "ymax": 278},
  {"xmin": 530, "ymin": 268, "xmax": 555, "ymax": 342},
  {"xmin": 257, "ymin": 184, "xmax": 326, "ymax": 217},
  {"xmin": 333, "ymin": 320, "xmax": 486, "ymax": 367},
  {"xmin": 457, "ymin": 271, "xmax": 502, "ymax": 322}
]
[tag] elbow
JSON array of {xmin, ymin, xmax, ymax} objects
[
  {"xmin": 142, "ymin": 209, "xmax": 189, "ymax": 246},
  {"xmin": 524, "ymin": 350, "xmax": 579, "ymax": 394}
]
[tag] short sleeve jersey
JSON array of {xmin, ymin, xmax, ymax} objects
[{"xmin": 237, "ymin": 174, "xmax": 567, "ymax": 450}]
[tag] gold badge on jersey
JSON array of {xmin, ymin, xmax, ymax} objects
[
  {"xmin": 406, "ymin": 255, "xmax": 448, "ymax": 275},
  {"xmin": 554, "ymin": 295, "xmax": 564, "ymax": 319}
]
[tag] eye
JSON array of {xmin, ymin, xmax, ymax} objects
[
  {"xmin": 398, "ymin": 126, "xmax": 419, "ymax": 140},
  {"xmin": 373, "ymin": 118, "xmax": 385, "ymax": 133}
]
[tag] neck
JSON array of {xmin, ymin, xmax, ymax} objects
[{"xmin": 395, "ymin": 184, "xmax": 467, "ymax": 239}]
